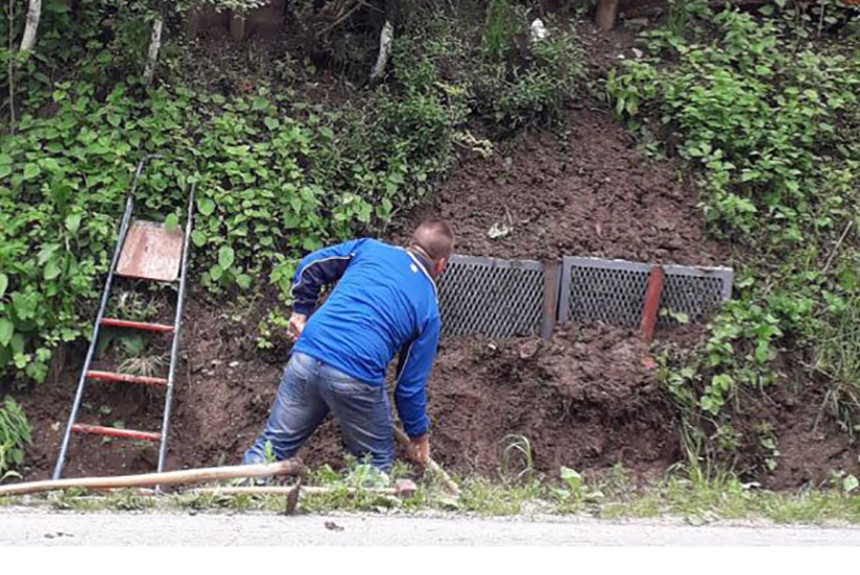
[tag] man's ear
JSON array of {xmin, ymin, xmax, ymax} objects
[{"xmin": 435, "ymin": 257, "xmax": 448, "ymax": 276}]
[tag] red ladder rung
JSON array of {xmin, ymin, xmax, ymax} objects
[
  {"xmin": 71, "ymin": 424, "xmax": 161, "ymax": 442},
  {"xmin": 100, "ymin": 318, "xmax": 174, "ymax": 333},
  {"xmin": 87, "ymin": 370, "xmax": 168, "ymax": 387}
]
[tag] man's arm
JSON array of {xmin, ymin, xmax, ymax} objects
[
  {"xmin": 394, "ymin": 314, "xmax": 440, "ymax": 439},
  {"xmin": 289, "ymin": 239, "xmax": 365, "ymax": 316}
]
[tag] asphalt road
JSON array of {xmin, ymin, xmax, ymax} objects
[{"xmin": 2, "ymin": 508, "xmax": 859, "ymax": 545}]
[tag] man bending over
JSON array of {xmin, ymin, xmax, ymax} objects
[{"xmin": 242, "ymin": 219, "xmax": 455, "ymax": 474}]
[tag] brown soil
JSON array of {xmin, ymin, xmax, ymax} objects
[
  {"xmin": 391, "ymin": 109, "xmax": 726, "ymax": 265},
  {"xmin": 725, "ymin": 379, "xmax": 860, "ymax": 490},
  {"xmin": 427, "ymin": 326, "xmax": 680, "ymax": 480},
  {"xmin": 16, "ymin": 294, "xmax": 856, "ymax": 489},
  {"xmin": 14, "ymin": 294, "xmax": 679, "ymax": 483}
]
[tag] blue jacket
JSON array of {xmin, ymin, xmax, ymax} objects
[{"xmin": 290, "ymin": 238, "xmax": 440, "ymax": 438}]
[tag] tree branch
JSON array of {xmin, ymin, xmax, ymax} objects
[
  {"xmin": 143, "ymin": 18, "xmax": 164, "ymax": 85},
  {"xmin": 19, "ymin": 0, "xmax": 41, "ymax": 52}
]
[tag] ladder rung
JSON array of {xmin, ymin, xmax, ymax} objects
[
  {"xmin": 87, "ymin": 370, "xmax": 168, "ymax": 387},
  {"xmin": 100, "ymin": 318, "xmax": 175, "ymax": 333},
  {"xmin": 71, "ymin": 424, "xmax": 161, "ymax": 442}
]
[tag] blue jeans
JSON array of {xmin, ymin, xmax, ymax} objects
[{"xmin": 243, "ymin": 352, "xmax": 394, "ymax": 472}]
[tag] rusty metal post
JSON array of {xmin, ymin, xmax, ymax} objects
[
  {"xmin": 640, "ymin": 265, "xmax": 665, "ymax": 344},
  {"xmin": 541, "ymin": 261, "xmax": 560, "ymax": 339}
]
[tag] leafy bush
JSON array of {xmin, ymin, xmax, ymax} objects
[
  {"xmin": 0, "ymin": 2, "xmax": 585, "ymax": 385},
  {"xmin": 0, "ymin": 396, "xmax": 31, "ymax": 479},
  {"xmin": 608, "ymin": 7, "xmax": 860, "ymax": 469},
  {"xmin": 475, "ymin": 27, "xmax": 584, "ymax": 131},
  {"xmin": 0, "ymin": 73, "xmax": 455, "ymax": 385},
  {"xmin": 398, "ymin": 6, "xmax": 585, "ymax": 133}
]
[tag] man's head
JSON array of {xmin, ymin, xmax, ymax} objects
[{"xmin": 410, "ymin": 218, "xmax": 455, "ymax": 279}]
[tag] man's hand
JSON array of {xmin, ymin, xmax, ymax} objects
[
  {"xmin": 405, "ymin": 433, "xmax": 429, "ymax": 467},
  {"xmin": 287, "ymin": 313, "xmax": 307, "ymax": 343}
]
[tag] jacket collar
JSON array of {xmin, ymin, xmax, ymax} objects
[{"xmin": 405, "ymin": 248, "xmax": 438, "ymax": 299}]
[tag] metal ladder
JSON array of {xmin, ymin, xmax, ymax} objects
[{"xmin": 53, "ymin": 156, "xmax": 196, "ymax": 480}]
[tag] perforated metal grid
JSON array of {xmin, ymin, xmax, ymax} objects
[
  {"xmin": 658, "ymin": 265, "xmax": 734, "ymax": 326},
  {"xmin": 558, "ymin": 257, "xmax": 651, "ymax": 327},
  {"xmin": 437, "ymin": 255, "xmax": 545, "ymax": 338},
  {"xmin": 558, "ymin": 257, "xmax": 733, "ymax": 327}
]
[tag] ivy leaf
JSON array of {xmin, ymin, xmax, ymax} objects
[
  {"xmin": 844, "ymin": 475, "xmax": 859, "ymax": 493},
  {"xmin": 164, "ymin": 213, "xmax": 180, "ymax": 232},
  {"xmin": 560, "ymin": 466, "xmax": 582, "ymax": 491},
  {"xmin": 197, "ymin": 197, "xmax": 215, "ymax": 216},
  {"xmin": 23, "ymin": 163, "xmax": 41, "ymax": 180},
  {"xmin": 65, "ymin": 213, "xmax": 82, "ymax": 234},
  {"xmin": 37, "ymin": 243, "xmax": 61, "ymax": 265},
  {"xmin": 0, "ymin": 273, "xmax": 7, "ymax": 298},
  {"xmin": 264, "ymin": 117, "xmax": 279, "ymax": 131},
  {"xmin": 218, "ymin": 246, "xmax": 235, "ymax": 270},
  {"xmin": 252, "ymin": 96, "xmax": 268, "ymax": 111},
  {"xmin": 0, "ymin": 318, "xmax": 13, "ymax": 348},
  {"xmin": 191, "ymin": 230, "xmax": 207, "ymax": 247},
  {"xmin": 236, "ymin": 274, "xmax": 252, "ymax": 290},
  {"xmin": 210, "ymin": 264, "xmax": 224, "ymax": 281},
  {"xmin": 44, "ymin": 259, "xmax": 62, "ymax": 281}
]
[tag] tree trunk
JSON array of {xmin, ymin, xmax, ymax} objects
[
  {"xmin": 369, "ymin": 0, "xmax": 400, "ymax": 83},
  {"xmin": 596, "ymin": 0, "xmax": 620, "ymax": 31},
  {"xmin": 184, "ymin": 7, "xmax": 201, "ymax": 39},
  {"xmin": 369, "ymin": 20, "xmax": 394, "ymax": 82},
  {"xmin": 19, "ymin": 0, "xmax": 41, "ymax": 52},
  {"xmin": 230, "ymin": 12, "xmax": 246, "ymax": 41},
  {"xmin": 8, "ymin": 0, "xmax": 15, "ymax": 133},
  {"xmin": 142, "ymin": 18, "xmax": 163, "ymax": 85}
]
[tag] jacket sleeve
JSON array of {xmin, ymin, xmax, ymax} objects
[
  {"xmin": 290, "ymin": 239, "xmax": 365, "ymax": 316},
  {"xmin": 394, "ymin": 314, "xmax": 440, "ymax": 438}
]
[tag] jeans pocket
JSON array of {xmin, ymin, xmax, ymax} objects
[
  {"xmin": 283, "ymin": 355, "xmax": 314, "ymax": 402},
  {"xmin": 326, "ymin": 373, "xmax": 379, "ymax": 397}
]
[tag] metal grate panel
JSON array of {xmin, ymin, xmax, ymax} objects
[
  {"xmin": 559, "ymin": 257, "xmax": 651, "ymax": 327},
  {"xmin": 658, "ymin": 265, "xmax": 733, "ymax": 326},
  {"xmin": 558, "ymin": 257, "xmax": 733, "ymax": 328},
  {"xmin": 438, "ymin": 255, "xmax": 545, "ymax": 338}
]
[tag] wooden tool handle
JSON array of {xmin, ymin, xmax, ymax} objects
[
  {"xmin": 393, "ymin": 426, "xmax": 460, "ymax": 497},
  {"xmin": 0, "ymin": 460, "xmax": 304, "ymax": 497}
]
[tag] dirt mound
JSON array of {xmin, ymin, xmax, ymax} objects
[
  {"xmin": 393, "ymin": 109, "xmax": 726, "ymax": 265},
  {"xmin": 427, "ymin": 327, "xmax": 679, "ymax": 479}
]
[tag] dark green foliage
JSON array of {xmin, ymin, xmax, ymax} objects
[
  {"xmin": 608, "ymin": 6, "xmax": 860, "ymax": 473},
  {"xmin": 0, "ymin": 3, "xmax": 586, "ymax": 384},
  {"xmin": 0, "ymin": 396, "xmax": 31, "ymax": 478}
]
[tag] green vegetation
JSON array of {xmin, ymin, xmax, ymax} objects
[
  {"xmin": 402, "ymin": 2, "xmax": 584, "ymax": 133},
  {"xmin": 0, "ymin": 460, "xmax": 854, "ymax": 523},
  {"xmin": 0, "ymin": 1, "xmax": 582, "ymax": 387},
  {"xmin": 608, "ymin": 3, "xmax": 860, "ymax": 476},
  {"xmin": 0, "ymin": 396, "xmax": 31, "ymax": 480}
]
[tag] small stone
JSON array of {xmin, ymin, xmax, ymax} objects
[
  {"xmin": 394, "ymin": 479, "xmax": 417, "ymax": 498},
  {"xmin": 518, "ymin": 340, "xmax": 539, "ymax": 360},
  {"xmin": 229, "ymin": 361, "xmax": 239, "ymax": 368}
]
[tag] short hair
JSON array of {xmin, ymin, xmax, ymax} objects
[{"xmin": 411, "ymin": 218, "xmax": 455, "ymax": 261}]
